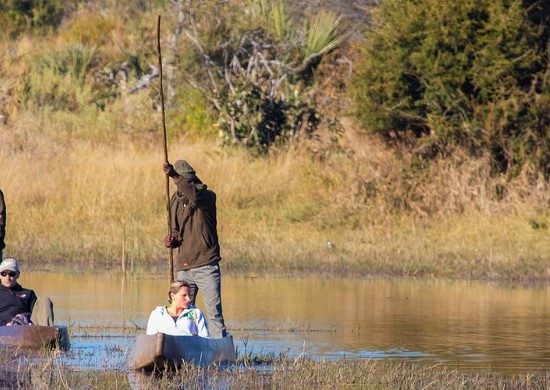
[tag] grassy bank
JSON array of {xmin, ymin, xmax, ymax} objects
[{"xmin": 1, "ymin": 123, "xmax": 549, "ymax": 282}]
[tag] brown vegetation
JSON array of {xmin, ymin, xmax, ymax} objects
[{"xmin": 0, "ymin": 0, "xmax": 548, "ymax": 282}]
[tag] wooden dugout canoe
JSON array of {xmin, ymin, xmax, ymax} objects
[
  {"xmin": 0, "ymin": 325, "xmax": 70, "ymax": 351},
  {"xmin": 127, "ymin": 333, "xmax": 237, "ymax": 371}
]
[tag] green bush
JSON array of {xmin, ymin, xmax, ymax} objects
[
  {"xmin": 17, "ymin": 44, "xmax": 97, "ymax": 112},
  {"xmin": 352, "ymin": 0, "xmax": 550, "ymax": 178},
  {"xmin": 0, "ymin": 0, "xmax": 66, "ymax": 36},
  {"xmin": 176, "ymin": 0, "xmax": 343, "ymax": 152}
]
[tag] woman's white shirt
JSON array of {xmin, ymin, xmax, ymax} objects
[{"xmin": 146, "ymin": 305, "xmax": 210, "ymax": 338}]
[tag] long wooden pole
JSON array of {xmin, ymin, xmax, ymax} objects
[{"xmin": 157, "ymin": 15, "xmax": 174, "ymax": 283}]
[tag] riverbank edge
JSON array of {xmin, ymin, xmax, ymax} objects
[{"xmin": 20, "ymin": 258, "xmax": 550, "ymax": 287}]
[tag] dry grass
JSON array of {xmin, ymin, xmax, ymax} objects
[
  {"xmin": 1, "ymin": 115, "xmax": 549, "ymax": 282},
  {"xmin": 1, "ymin": 347, "xmax": 550, "ymax": 389}
]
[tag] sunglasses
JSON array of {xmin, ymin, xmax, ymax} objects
[{"xmin": 0, "ymin": 271, "xmax": 17, "ymax": 277}]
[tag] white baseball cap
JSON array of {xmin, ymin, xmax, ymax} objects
[{"xmin": 0, "ymin": 258, "xmax": 20, "ymax": 273}]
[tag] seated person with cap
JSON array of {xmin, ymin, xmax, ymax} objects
[{"xmin": 0, "ymin": 258, "xmax": 54, "ymax": 326}]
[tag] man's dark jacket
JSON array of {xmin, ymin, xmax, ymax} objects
[
  {"xmin": 0, "ymin": 283, "xmax": 37, "ymax": 326},
  {"xmin": 170, "ymin": 175, "xmax": 221, "ymax": 271}
]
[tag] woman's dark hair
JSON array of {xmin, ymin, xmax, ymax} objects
[{"xmin": 168, "ymin": 280, "xmax": 191, "ymax": 304}]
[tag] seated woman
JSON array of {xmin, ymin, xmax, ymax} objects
[
  {"xmin": 0, "ymin": 258, "xmax": 54, "ymax": 326},
  {"xmin": 146, "ymin": 280, "xmax": 210, "ymax": 337}
]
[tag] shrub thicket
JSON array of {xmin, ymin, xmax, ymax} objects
[
  {"xmin": 1, "ymin": 1, "xmax": 161, "ymax": 121},
  {"xmin": 352, "ymin": 0, "xmax": 550, "ymax": 178},
  {"xmin": 0, "ymin": 0, "xmax": 66, "ymax": 36},
  {"xmin": 168, "ymin": 0, "xmax": 346, "ymax": 153},
  {"xmin": 1, "ymin": 0, "xmax": 346, "ymax": 152}
]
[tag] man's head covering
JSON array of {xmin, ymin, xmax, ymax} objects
[
  {"xmin": 0, "ymin": 258, "xmax": 20, "ymax": 273},
  {"xmin": 174, "ymin": 160, "xmax": 197, "ymax": 180}
]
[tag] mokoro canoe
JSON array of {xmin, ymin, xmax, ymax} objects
[
  {"xmin": 0, "ymin": 325, "xmax": 69, "ymax": 351},
  {"xmin": 127, "ymin": 333, "xmax": 236, "ymax": 371}
]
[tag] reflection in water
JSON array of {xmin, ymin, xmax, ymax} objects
[{"xmin": 20, "ymin": 272, "xmax": 550, "ymax": 373}]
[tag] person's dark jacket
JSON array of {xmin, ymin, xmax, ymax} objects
[
  {"xmin": 0, "ymin": 283, "xmax": 37, "ymax": 326},
  {"xmin": 169, "ymin": 174, "xmax": 221, "ymax": 271}
]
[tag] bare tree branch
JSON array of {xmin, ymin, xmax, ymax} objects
[
  {"xmin": 128, "ymin": 65, "xmax": 159, "ymax": 95},
  {"xmin": 167, "ymin": 0, "xmax": 186, "ymax": 106}
]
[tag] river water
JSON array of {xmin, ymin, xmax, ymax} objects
[{"xmin": 20, "ymin": 272, "xmax": 550, "ymax": 373}]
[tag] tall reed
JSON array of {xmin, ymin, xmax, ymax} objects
[{"xmin": 1, "ymin": 348, "xmax": 549, "ymax": 389}]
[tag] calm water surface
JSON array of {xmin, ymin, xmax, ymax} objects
[{"xmin": 21, "ymin": 272, "xmax": 550, "ymax": 373}]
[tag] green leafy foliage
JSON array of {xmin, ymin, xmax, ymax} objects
[
  {"xmin": 0, "ymin": 0, "xmax": 65, "ymax": 36},
  {"xmin": 352, "ymin": 0, "xmax": 550, "ymax": 178},
  {"xmin": 181, "ymin": 0, "xmax": 343, "ymax": 153},
  {"xmin": 302, "ymin": 10, "xmax": 346, "ymax": 62},
  {"xmin": 218, "ymin": 81, "xmax": 319, "ymax": 153},
  {"xmin": 255, "ymin": 0, "xmax": 296, "ymax": 42},
  {"xmin": 17, "ymin": 44, "xmax": 97, "ymax": 112}
]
